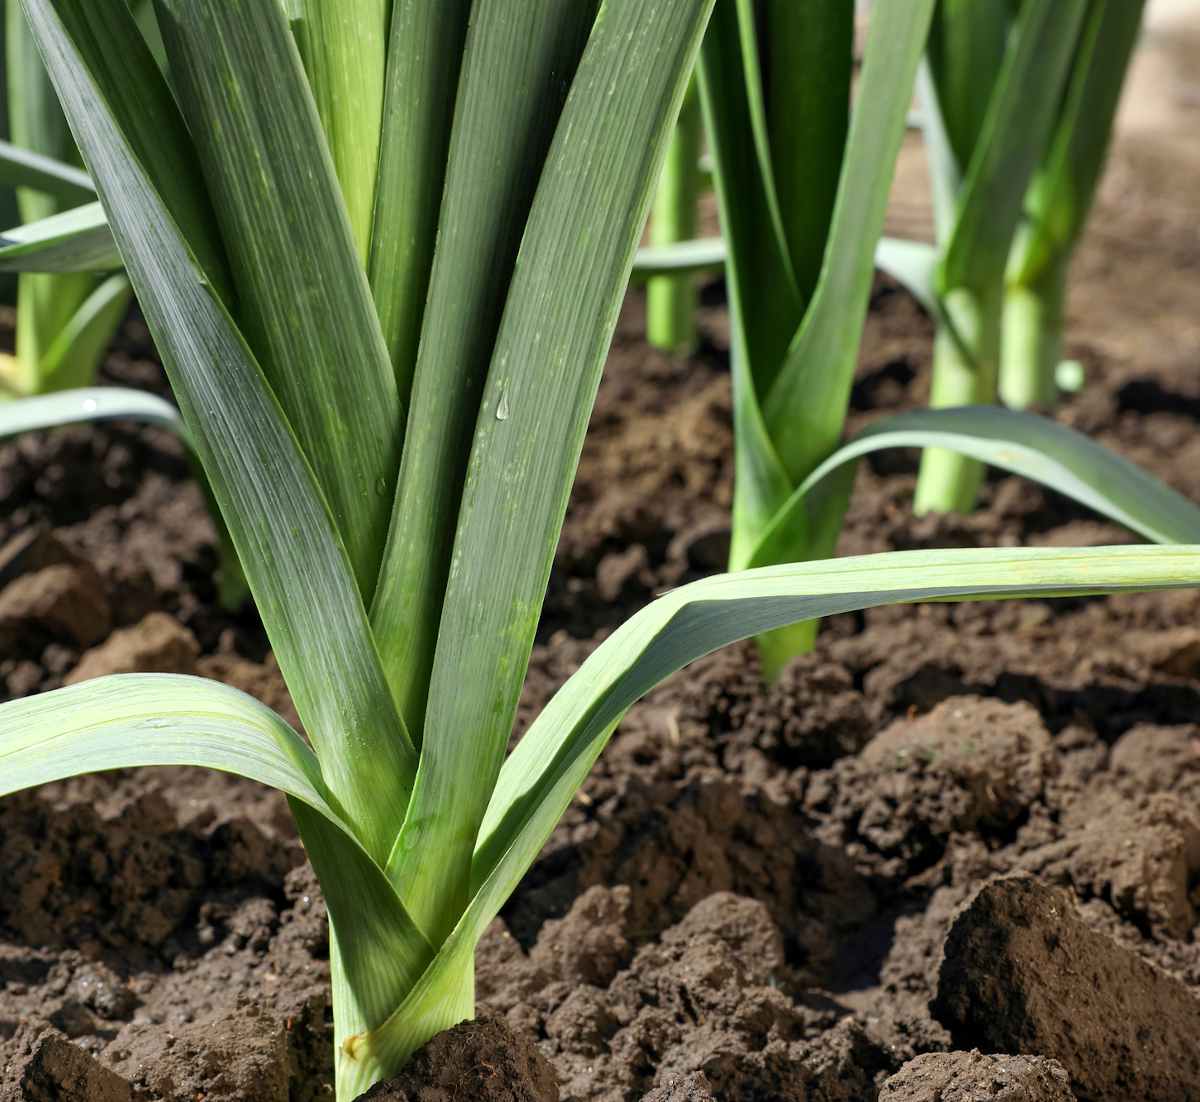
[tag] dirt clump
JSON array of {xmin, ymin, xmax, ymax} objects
[
  {"xmin": 878, "ymin": 1050, "xmax": 1076, "ymax": 1101},
  {"xmin": 357, "ymin": 1016, "xmax": 559, "ymax": 1102},
  {"xmin": 66, "ymin": 611, "xmax": 200, "ymax": 684},
  {"xmin": 933, "ymin": 875, "xmax": 1200, "ymax": 1101},
  {"xmin": 0, "ymin": 1027, "xmax": 132, "ymax": 1102}
]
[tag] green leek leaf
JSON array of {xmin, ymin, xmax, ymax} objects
[
  {"xmin": 36, "ymin": 273, "xmax": 132, "ymax": 390},
  {"xmin": 1007, "ymin": 0, "xmax": 1144, "ymax": 284},
  {"xmin": 0, "ymin": 201, "xmax": 119, "ymax": 272},
  {"xmin": 761, "ymin": 0, "xmax": 935, "ymax": 485},
  {"xmin": 0, "ymin": 672, "xmax": 435, "ymax": 1067},
  {"xmin": 0, "ymin": 384, "xmax": 176, "ymax": 435},
  {"xmin": 749, "ymin": 406, "xmax": 1200, "ymax": 571},
  {"xmin": 154, "ymin": 0, "xmax": 401, "ymax": 597},
  {"xmin": 293, "ymin": 0, "xmax": 388, "ymax": 264},
  {"xmin": 939, "ymin": 0, "xmax": 1089, "ymax": 296},
  {"xmin": 699, "ymin": 1, "xmax": 800, "ymax": 395},
  {"xmin": 370, "ymin": 0, "xmax": 599, "ymax": 744},
  {"xmin": 0, "ymin": 673, "xmax": 332, "ymax": 815},
  {"xmin": 0, "ymin": 138, "xmax": 92, "ymax": 202},
  {"xmin": 390, "ymin": 0, "xmax": 715, "ymax": 947},
  {"xmin": 367, "ymin": 0, "xmax": 470, "ymax": 390}
]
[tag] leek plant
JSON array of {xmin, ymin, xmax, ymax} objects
[
  {"xmin": 621, "ymin": 0, "xmax": 1198, "ymax": 684},
  {"xmin": 1000, "ymin": 0, "xmax": 1144, "ymax": 409},
  {"xmin": 909, "ymin": 0, "xmax": 1105, "ymax": 513},
  {"xmin": 698, "ymin": 0, "xmax": 900, "ymax": 675},
  {"xmin": 4, "ymin": 2, "xmax": 1200, "ymax": 1098}
]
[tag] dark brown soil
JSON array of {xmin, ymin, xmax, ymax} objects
[{"xmin": 3, "ymin": 15, "xmax": 1200, "ymax": 1102}]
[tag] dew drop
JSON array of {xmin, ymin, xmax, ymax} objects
[
  {"xmin": 81, "ymin": 398, "xmax": 98, "ymax": 414},
  {"xmin": 495, "ymin": 391, "xmax": 510, "ymax": 422},
  {"xmin": 145, "ymin": 718, "xmax": 169, "ymax": 730},
  {"xmin": 374, "ymin": 476, "xmax": 388, "ymax": 496}
]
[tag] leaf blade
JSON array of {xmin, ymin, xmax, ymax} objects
[
  {"xmin": 0, "ymin": 385, "xmax": 177, "ymax": 434},
  {"xmin": 749, "ymin": 406, "xmax": 1200, "ymax": 569},
  {"xmin": 391, "ymin": 0, "xmax": 716, "ymax": 944},
  {"xmin": 0, "ymin": 672, "xmax": 434, "ymax": 1075},
  {"xmin": 940, "ymin": 0, "xmax": 1090, "ymax": 295},
  {"xmin": 0, "ymin": 138, "xmax": 92, "ymax": 203},
  {"xmin": 367, "ymin": 0, "xmax": 471, "ymax": 392},
  {"xmin": 0, "ymin": 201, "xmax": 119, "ymax": 272},
  {"xmin": 761, "ymin": 0, "xmax": 936, "ymax": 485},
  {"xmin": 369, "ymin": 0, "xmax": 600, "ymax": 737},
  {"xmin": 475, "ymin": 545, "xmax": 1200, "ymax": 912},
  {"xmin": 0, "ymin": 673, "xmax": 331, "ymax": 813},
  {"xmin": 154, "ymin": 0, "xmax": 402, "ymax": 596},
  {"xmin": 294, "ymin": 0, "xmax": 388, "ymax": 264}
]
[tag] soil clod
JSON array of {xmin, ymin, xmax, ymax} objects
[
  {"xmin": 357, "ymin": 1016, "xmax": 560, "ymax": 1102},
  {"xmin": 933, "ymin": 875, "xmax": 1200, "ymax": 1101},
  {"xmin": 878, "ymin": 1051, "xmax": 1076, "ymax": 1101}
]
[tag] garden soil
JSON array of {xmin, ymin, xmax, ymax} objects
[{"xmin": 2, "ymin": 7, "xmax": 1199, "ymax": 1100}]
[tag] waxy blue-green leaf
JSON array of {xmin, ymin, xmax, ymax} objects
[
  {"xmin": 154, "ymin": 0, "xmax": 401, "ymax": 598},
  {"xmin": 0, "ymin": 384, "xmax": 176, "ymax": 435},
  {"xmin": 22, "ymin": 0, "xmax": 414, "ymax": 863},
  {"xmin": 0, "ymin": 200, "xmax": 118, "ymax": 272},
  {"xmin": 0, "ymin": 673, "xmax": 331, "ymax": 813},
  {"xmin": 390, "ymin": 0, "xmax": 715, "ymax": 948}
]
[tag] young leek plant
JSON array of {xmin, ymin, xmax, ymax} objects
[
  {"xmin": 696, "ymin": 0, "xmax": 902, "ymax": 675},
  {"xmin": 645, "ymin": 79, "xmax": 703, "ymax": 355},
  {"xmin": 579, "ymin": 0, "xmax": 1200, "ymax": 687},
  {"xmin": 999, "ymin": 0, "xmax": 1144, "ymax": 410},
  {"xmin": 4, "ymin": 3, "xmax": 1200, "ymax": 1098},
  {"xmin": 910, "ymin": 0, "xmax": 1088, "ymax": 513},
  {"xmin": 0, "ymin": 0, "xmax": 129, "ymax": 398}
]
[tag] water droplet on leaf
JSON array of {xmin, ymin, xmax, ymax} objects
[{"xmin": 495, "ymin": 391, "xmax": 510, "ymax": 421}]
